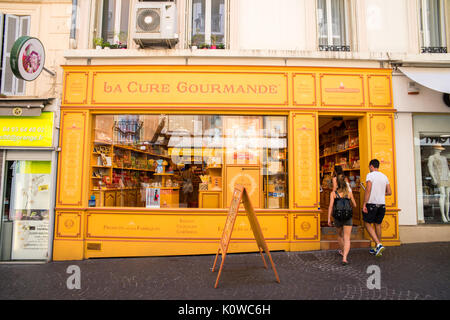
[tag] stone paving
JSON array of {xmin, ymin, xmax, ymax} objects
[{"xmin": 0, "ymin": 242, "xmax": 449, "ymax": 300}]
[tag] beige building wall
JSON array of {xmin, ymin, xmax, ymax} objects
[{"xmin": 0, "ymin": 0, "xmax": 71, "ymax": 99}]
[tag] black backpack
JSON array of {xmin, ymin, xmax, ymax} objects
[{"xmin": 332, "ymin": 191, "xmax": 353, "ymax": 221}]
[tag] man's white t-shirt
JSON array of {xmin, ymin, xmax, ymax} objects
[{"xmin": 366, "ymin": 171, "xmax": 390, "ymax": 205}]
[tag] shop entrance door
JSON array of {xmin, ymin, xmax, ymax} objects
[
  {"xmin": 318, "ymin": 116, "xmax": 369, "ymax": 249},
  {"xmin": 0, "ymin": 151, "xmax": 53, "ymax": 261}
]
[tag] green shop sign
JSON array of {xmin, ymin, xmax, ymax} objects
[{"xmin": 10, "ymin": 36, "xmax": 45, "ymax": 81}]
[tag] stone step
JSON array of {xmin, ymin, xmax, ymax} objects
[
  {"xmin": 320, "ymin": 226, "xmax": 366, "ymax": 241},
  {"xmin": 320, "ymin": 239, "xmax": 371, "ymax": 250}
]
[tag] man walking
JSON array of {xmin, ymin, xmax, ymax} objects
[{"xmin": 362, "ymin": 159, "xmax": 392, "ymax": 257}]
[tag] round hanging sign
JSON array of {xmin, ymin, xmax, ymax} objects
[{"xmin": 10, "ymin": 36, "xmax": 45, "ymax": 81}]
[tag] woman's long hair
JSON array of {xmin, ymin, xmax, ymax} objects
[
  {"xmin": 336, "ymin": 174, "xmax": 349, "ymax": 198},
  {"xmin": 333, "ymin": 165, "xmax": 343, "ymax": 178}
]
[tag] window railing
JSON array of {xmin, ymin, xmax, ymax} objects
[
  {"xmin": 421, "ymin": 46, "xmax": 448, "ymax": 53},
  {"xmin": 319, "ymin": 45, "xmax": 351, "ymax": 52}
]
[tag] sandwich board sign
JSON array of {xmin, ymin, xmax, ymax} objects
[{"xmin": 211, "ymin": 184, "xmax": 280, "ymax": 288}]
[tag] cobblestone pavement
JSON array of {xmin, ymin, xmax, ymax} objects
[{"xmin": 0, "ymin": 242, "xmax": 449, "ymax": 300}]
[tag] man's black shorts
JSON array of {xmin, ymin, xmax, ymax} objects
[{"xmin": 363, "ymin": 203, "xmax": 386, "ymax": 224}]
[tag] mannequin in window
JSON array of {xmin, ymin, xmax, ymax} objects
[{"xmin": 427, "ymin": 144, "xmax": 450, "ymax": 223}]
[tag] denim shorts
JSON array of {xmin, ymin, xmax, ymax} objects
[
  {"xmin": 363, "ymin": 203, "xmax": 386, "ymax": 224},
  {"xmin": 334, "ymin": 217, "xmax": 353, "ymax": 228}
]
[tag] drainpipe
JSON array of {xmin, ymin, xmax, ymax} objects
[{"xmin": 69, "ymin": 0, "xmax": 78, "ymax": 49}]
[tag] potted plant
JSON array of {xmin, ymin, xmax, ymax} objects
[
  {"xmin": 217, "ymin": 43, "xmax": 225, "ymax": 49},
  {"xmin": 199, "ymin": 43, "xmax": 209, "ymax": 49},
  {"xmin": 102, "ymin": 39, "xmax": 111, "ymax": 49},
  {"xmin": 94, "ymin": 37, "xmax": 103, "ymax": 49},
  {"xmin": 210, "ymin": 34, "xmax": 217, "ymax": 49},
  {"xmin": 116, "ymin": 32, "xmax": 128, "ymax": 49},
  {"xmin": 190, "ymin": 34, "xmax": 202, "ymax": 49}
]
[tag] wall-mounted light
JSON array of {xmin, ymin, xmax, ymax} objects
[{"xmin": 407, "ymin": 81, "xmax": 420, "ymax": 95}]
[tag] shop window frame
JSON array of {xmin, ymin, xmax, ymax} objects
[
  {"xmin": 92, "ymin": 0, "xmax": 130, "ymax": 49},
  {"xmin": 186, "ymin": 0, "xmax": 230, "ymax": 49},
  {"xmin": 419, "ymin": 0, "xmax": 448, "ymax": 53},
  {"xmin": 0, "ymin": 13, "xmax": 30, "ymax": 96},
  {"xmin": 316, "ymin": 0, "xmax": 352, "ymax": 52},
  {"xmin": 89, "ymin": 113, "xmax": 289, "ymax": 210}
]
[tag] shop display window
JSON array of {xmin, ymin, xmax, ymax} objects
[
  {"xmin": 1, "ymin": 160, "xmax": 51, "ymax": 260},
  {"xmin": 90, "ymin": 114, "xmax": 288, "ymax": 209},
  {"xmin": 418, "ymin": 134, "xmax": 450, "ymax": 224}
]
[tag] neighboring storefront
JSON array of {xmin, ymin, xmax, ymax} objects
[
  {"xmin": 394, "ymin": 67, "xmax": 450, "ymax": 243},
  {"xmin": 0, "ymin": 99, "xmax": 59, "ymax": 261},
  {"xmin": 413, "ymin": 115, "xmax": 450, "ymax": 224},
  {"xmin": 53, "ymin": 65, "xmax": 398, "ymax": 261}
]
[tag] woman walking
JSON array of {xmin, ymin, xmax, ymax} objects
[{"xmin": 328, "ymin": 174, "xmax": 357, "ymax": 265}]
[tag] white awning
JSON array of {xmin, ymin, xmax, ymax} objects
[{"xmin": 399, "ymin": 67, "xmax": 450, "ymax": 94}]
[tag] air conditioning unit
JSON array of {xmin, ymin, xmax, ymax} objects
[{"xmin": 131, "ymin": 2, "xmax": 178, "ymax": 48}]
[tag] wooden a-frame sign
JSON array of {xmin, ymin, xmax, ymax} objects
[{"xmin": 212, "ymin": 184, "xmax": 280, "ymax": 288}]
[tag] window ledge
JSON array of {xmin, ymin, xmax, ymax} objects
[{"xmin": 63, "ymin": 49, "xmax": 450, "ymax": 65}]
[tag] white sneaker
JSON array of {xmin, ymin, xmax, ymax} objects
[{"xmin": 375, "ymin": 243, "xmax": 385, "ymax": 257}]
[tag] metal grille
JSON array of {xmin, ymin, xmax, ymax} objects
[{"xmin": 136, "ymin": 8, "xmax": 161, "ymax": 33}]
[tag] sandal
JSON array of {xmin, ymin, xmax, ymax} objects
[
  {"xmin": 341, "ymin": 261, "xmax": 349, "ymax": 266},
  {"xmin": 337, "ymin": 250, "xmax": 343, "ymax": 257}
]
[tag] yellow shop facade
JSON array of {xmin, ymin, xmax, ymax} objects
[{"xmin": 53, "ymin": 64, "xmax": 399, "ymax": 261}]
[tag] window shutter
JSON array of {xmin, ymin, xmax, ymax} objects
[
  {"xmin": 0, "ymin": 14, "xmax": 4, "ymax": 65},
  {"xmin": 15, "ymin": 16, "xmax": 30, "ymax": 95},
  {"xmin": 1, "ymin": 14, "xmax": 19, "ymax": 96}
]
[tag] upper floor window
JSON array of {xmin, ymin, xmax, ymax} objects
[
  {"xmin": 94, "ymin": 0, "xmax": 130, "ymax": 48},
  {"xmin": 188, "ymin": 0, "xmax": 228, "ymax": 48},
  {"xmin": 317, "ymin": 0, "xmax": 351, "ymax": 52},
  {"xmin": 0, "ymin": 14, "xmax": 30, "ymax": 96},
  {"xmin": 419, "ymin": 0, "xmax": 447, "ymax": 53}
]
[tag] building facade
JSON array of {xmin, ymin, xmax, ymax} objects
[
  {"xmin": 36, "ymin": 0, "xmax": 450, "ymax": 260},
  {"xmin": 0, "ymin": 0, "xmax": 72, "ymax": 261}
]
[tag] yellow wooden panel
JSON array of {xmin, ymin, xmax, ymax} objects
[
  {"xmin": 381, "ymin": 213, "xmax": 399, "ymax": 241},
  {"xmin": 104, "ymin": 191, "xmax": 116, "ymax": 207},
  {"xmin": 57, "ymin": 111, "xmax": 86, "ymax": 206},
  {"xmin": 292, "ymin": 113, "xmax": 319, "ymax": 208},
  {"xmin": 160, "ymin": 189, "xmax": 179, "ymax": 208},
  {"xmin": 63, "ymin": 72, "xmax": 88, "ymax": 104},
  {"xmin": 292, "ymin": 73, "xmax": 316, "ymax": 106},
  {"xmin": 293, "ymin": 213, "xmax": 320, "ymax": 241},
  {"xmin": 320, "ymin": 73, "xmax": 365, "ymax": 107},
  {"xmin": 53, "ymin": 239, "xmax": 84, "ymax": 261},
  {"xmin": 368, "ymin": 114, "xmax": 397, "ymax": 207},
  {"xmin": 55, "ymin": 212, "xmax": 82, "ymax": 238},
  {"xmin": 85, "ymin": 213, "xmax": 287, "ymax": 240},
  {"xmin": 225, "ymin": 167, "xmax": 261, "ymax": 208},
  {"xmin": 91, "ymin": 71, "xmax": 288, "ymax": 106},
  {"xmin": 200, "ymin": 191, "xmax": 222, "ymax": 208},
  {"xmin": 368, "ymin": 75, "xmax": 392, "ymax": 108},
  {"xmin": 116, "ymin": 191, "xmax": 126, "ymax": 207},
  {"xmin": 128, "ymin": 190, "xmax": 137, "ymax": 207}
]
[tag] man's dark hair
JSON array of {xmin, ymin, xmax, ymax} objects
[{"xmin": 369, "ymin": 159, "xmax": 380, "ymax": 168}]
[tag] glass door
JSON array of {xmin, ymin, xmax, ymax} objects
[{"xmin": 1, "ymin": 160, "xmax": 51, "ymax": 260}]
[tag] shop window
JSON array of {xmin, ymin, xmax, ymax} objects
[
  {"xmin": 0, "ymin": 14, "xmax": 30, "ymax": 96},
  {"xmin": 188, "ymin": 0, "xmax": 228, "ymax": 48},
  {"xmin": 90, "ymin": 114, "xmax": 288, "ymax": 209},
  {"xmin": 419, "ymin": 134, "xmax": 449, "ymax": 224},
  {"xmin": 93, "ymin": 0, "xmax": 130, "ymax": 48},
  {"xmin": 317, "ymin": 0, "xmax": 351, "ymax": 52},
  {"xmin": 419, "ymin": 0, "xmax": 448, "ymax": 53},
  {"xmin": 1, "ymin": 161, "xmax": 51, "ymax": 261}
]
